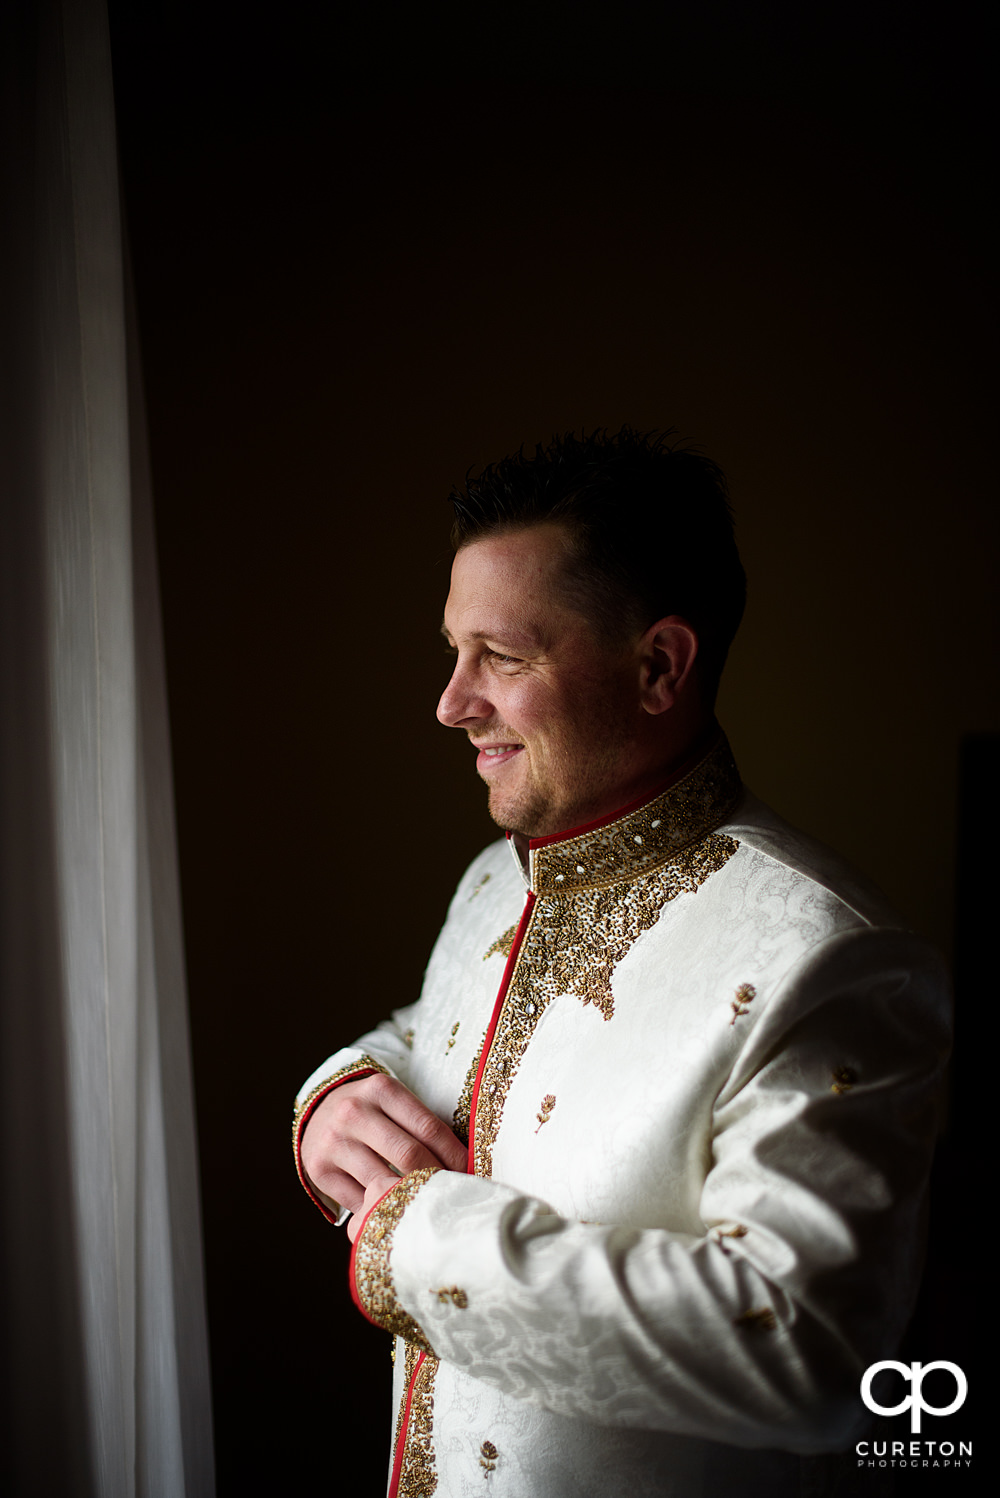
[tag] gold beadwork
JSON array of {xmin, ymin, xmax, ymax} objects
[
  {"xmin": 711, "ymin": 1222, "xmax": 748, "ymax": 1246},
  {"xmin": 396, "ymin": 1350, "xmax": 439, "ymax": 1496},
  {"xmin": 479, "ymin": 1441, "xmax": 498, "ymax": 1475},
  {"xmin": 734, "ymin": 1307, "xmax": 777, "ymax": 1332},
  {"xmin": 530, "ymin": 735, "xmax": 741, "ymax": 895},
  {"xmin": 729, "ymin": 982, "xmax": 757, "ymax": 1025},
  {"xmin": 482, "ymin": 925, "xmax": 517, "ymax": 962},
  {"xmin": 446, "ymin": 1022, "xmax": 460, "ymax": 1052},
  {"xmin": 453, "ymin": 1030, "xmax": 486, "ymax": 1146},
  {"xmin": 353, "ymin": 1169, "xmax": 439, "ymax": 1353},
  {"xmin": 431, "ymin": 1286, "xmax": 468, "ymax": 1307},
  {"xmin": 393, "ymin": 1341, "xmax": 422, "ymax": 1458},
  {"xmin": 403, "ymin": 1028, "xmax": 415, "ymax": 1049},
  {"xmin": 472, "ymin": 832, "xmax": 739, "ymax": 1177},
  {"xmin": 469, "ymin": 872, "xmax": 492, "ymax": 900},
  {"xmin": 535, "ymin": 1094, "xmax": 556, "ymax": 1132},
  {"xmin": 831, "ymin": 1066, "xmax": 857, "ymax": 1095}
]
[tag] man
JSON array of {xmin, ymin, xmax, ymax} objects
[{"xmin": 294, "ymin": 429, "xmax": 949, "ymax": 1497}]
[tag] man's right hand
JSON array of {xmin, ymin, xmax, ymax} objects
[{"xmin": 299, "ymin": 1072, "xmax": 469, "ymax": 1220}]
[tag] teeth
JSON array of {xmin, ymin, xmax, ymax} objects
[{"xmin": 483, "ymin": 747, "xmax": 517, "ymax": 755}]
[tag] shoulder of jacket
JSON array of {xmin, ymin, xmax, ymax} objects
[
  {"xmin": 720, "ymin": 788, "xmax": 907, "ymax": 932},
  {"xmin": 451, "ymin": 837, "xmax": 514, "ymax": 899}
]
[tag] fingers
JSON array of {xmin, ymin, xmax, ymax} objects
[
  {"xmin": 335, "ymin": 1083, "xmax": 452, "ymax": 1175},
  {"xmin": 346, "ymin": 1169, "xmax": 400, "ymax": 1244},
  {"xmin": 300, "ymin": 1073, "xmax": 468, "ymax": 1217},
  {"xmin": 307, "ymin": 1139, "xmax": 397, "ymax": 1218},
  {"xmin": 375, "ymin": 1077, "xmax": 469, "ymax": 1173}
]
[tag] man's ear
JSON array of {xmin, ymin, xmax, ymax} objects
[{"xmin": 638, "ymin": 616, "xmax": 699, "ymax": 715}]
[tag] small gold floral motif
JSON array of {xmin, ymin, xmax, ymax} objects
[
  {"xmin": 734, "ymin": 1307, "xmax": 777, "ymax": 1332},
  {"xmin": 729, "ymin": 982, "xmax": 757, "ymax": 1024},
  {"xmin": 711, "ymin": 1222, "xmax": 748, "ymax": 1247},
  {"xmin": 470, "ymin": 872, "xmax": 492, "ymax": 900},
  {"xmin": 483, "ymin": 925, "xmax": 517, "ymax": 962},
  {"xmin": 431, "ymin": 1286, "xmax": 468, "ymax": 1308},
  {"xmin": 479, "ymin": 1441, "xmax": 498, "ymax": 1475},
  {"xmin": 535, "ymin": 1094, "xmax": 556, "ymax": 1133},
  {"xmin": 831, "ymin": 1066, "xmax": 857, "ymax": 1095},
  {"xmin": 446, "ymin": 1022, "xmax": 460, "ymax": 1052},
  {"xmin": 403, "ymin": 1029, "xmax": 415, "ymax": 1049}
]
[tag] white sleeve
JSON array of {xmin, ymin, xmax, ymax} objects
[{"xmin": 348, "ymin": 929, "xmax": 950, "ymax": 1452}]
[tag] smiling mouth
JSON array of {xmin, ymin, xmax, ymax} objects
[{"xmin": 474, "ymin": 743, "xmax": 524, "ymax": 772}]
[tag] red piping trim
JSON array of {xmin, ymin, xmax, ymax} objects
[
  {"xmin": 294, "ymin": 1066, "xmax": 380, "ymax": 1222},
  {"xmin": 388, "ymin": 1350, "xmax": 426, "ymax": 1498},
  {"xmin": 466, "ymin": 890, "xmax": 536, "ymax": 1170}
]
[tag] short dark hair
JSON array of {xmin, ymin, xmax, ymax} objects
[{"xmin": 449, "ymin": 427, "xmax": 747, "ymax": 704}]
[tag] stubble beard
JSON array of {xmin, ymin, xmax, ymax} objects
[
  {"xmin": 482, "ymin": 729, "xmax": 632, "ymax": 841},
  {"xmin": 485, "ymin": 776, "xmax": 548, "ymax": 840}
]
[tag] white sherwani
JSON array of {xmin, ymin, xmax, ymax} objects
[{"xmin": 294, "ymin": 737, "xmax": 949, "ymax": 1497}]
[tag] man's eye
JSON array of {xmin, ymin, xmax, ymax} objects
[{"xmin": 487, "ymin": 650, "xmax": 521, "ymax": 668}]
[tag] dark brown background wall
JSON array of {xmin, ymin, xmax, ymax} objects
[{"xmin": 110, "ymin": 5, "xmax": 991, "ymax": 1491}]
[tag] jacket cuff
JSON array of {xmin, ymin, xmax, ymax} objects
[
  {"xmin": 292, "ymin": 1055, "xmax": 391, "ymax": 1222},
  {"xmin": 349, "ymin": 1168, "xmax": 440, "ymax": 1353}
]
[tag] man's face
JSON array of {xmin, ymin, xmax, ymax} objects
[{"xmin": 437, "ymin": 525, "xmax": 648, "ymax": 838}]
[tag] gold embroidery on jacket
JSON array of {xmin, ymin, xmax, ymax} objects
[
  {"xmin": 446, "ymin": 1022, "xmax": 460, "ymax": 1052},
  {"xmin": 396, "ymin": 1349, "xmax": 439, "ymax": 1496},
  {"xmin": 353, "ymin": 1169, "xmax": 438, "ymax": 1353},
  {"xmin": 472, "ymin": 832, "xmax": 739, "ymax": 1177},
  {"xmin": 711, "ymin": 1222, "xmax": 748, "ymax": 1247},
  {"xmin": 483, "ymin": 925, "xmax": 517, "ymax": 962},
  {"xmin": 530, "ymin": 736, "xmax": 741, "ymax": 895},
  {"xmin": 729, "ymin": 982, "xmax": 757, "ymax": 1024},
  {"xmin": 831, "ymin": 1066, "xmax": 857, "ymax": 1095},
  {"xmin": 535, "ymin": 1094, "xmax": 556, "ymax": 1132},
  {"xmin": 431, "ymin": 1286, "xmax": 468, "ymax": 1307},
  {"xmin": 479, "ymin": 1441, "xmax": 498, "ymax": 1476},
  {"xmin": 392, "ymin": 1341, "xmax": 421, "ymax": 1453},
  {"xmin": 469, "ymin": 872, "xmax": 492, "ymax": 899},
  {"xmin": 453, "ymin": 1031, "xmax": 487, "ymax": 1146},
  {"xmin": 734, "ymin": 1307, "xmax": 777, "ymax": 1332},
  {"xmin": 403, "ymin": 1029, "xmax": 415, "ymax": 1049}
]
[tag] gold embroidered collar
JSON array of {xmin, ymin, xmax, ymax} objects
[{"xmin": 525, "ymin": 734, "xmax": 742, "ymax": 896}]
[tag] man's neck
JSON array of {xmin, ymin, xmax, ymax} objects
[{"xmin": 508, "ymin": 722, "xmax": 722, "ymax": 865}]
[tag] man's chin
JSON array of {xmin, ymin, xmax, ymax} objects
[
  {"xmin": 486, "ymin": 786, "xmax": 544, "ymax": 840},
  {"xmin": 486, "ymin": 783, "xmax": 565, "ymax": 841}
]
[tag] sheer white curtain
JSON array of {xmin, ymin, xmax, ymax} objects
[{"xmin": 0, "ymin": 1, "xmax": 215, "ymax": 1493}]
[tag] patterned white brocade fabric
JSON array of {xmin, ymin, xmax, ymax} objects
[{"xmin": 295, "ymin": 738, "xmax": 949, "ymax": 1497}]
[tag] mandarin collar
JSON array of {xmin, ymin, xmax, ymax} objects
[{"xmin": 506, "ymin": 733, "xmax": 742, "ymax": 896}]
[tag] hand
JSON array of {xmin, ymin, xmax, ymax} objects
[
  {"xmin": 300, "ymin": 1072, "xmax": 468, "ymax": 1230},
  {"xmin": 345, "ymin": 1168, "xmax": 401, "ymax": 1243}
]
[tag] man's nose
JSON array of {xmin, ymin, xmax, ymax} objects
[{"xmin": 436, "ymin": 663, "xmax": 490, "ymax": 728}]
